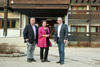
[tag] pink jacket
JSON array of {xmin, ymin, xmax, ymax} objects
[{"xmin": 37, "ymin": 26, "xmax": 52, "ymax": 48}]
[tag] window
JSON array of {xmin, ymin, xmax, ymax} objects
[
  {"xmin": 0, "ymin": 19, "xmax": 19, "ymax": 29},
  {"xmin": 71, "ymin": 6, "xmax": 77, "ymax": 14},
  {"xmin": 71, "ymin": 26, "xmax": 86, "ymax": 32},
  {"xmin": 91, "ymin": 6, "xmax": 100, "ymax": 14},
  {"xmin": 91, "ymin": 6, "xmax": 98, "ymax": 14},
  {"xmin": 71, "ymin": 27, "xmax": 76, "ymax": 32},
  {"xmin": 71, "ymin": 6, "xmax": 87, "ymax": 14},
  {"xmin": 78, "ymin": 6, "xmax": 86, "ymax": 13},
  {"xmin": 71, "ymin": 26, "xmax": 86, "ymax": 36},
  {"xmin": 91, "ymin": 26, "xmax": 99, "ymax": 36},
  {"xmin": 91, "ymin": 6, "xmax": 98, "ymax": 10},
  {"xmin": 78, "ymin": 27, "xmax": 86, "ymax": 32},
  {"xmin": 72, "ymin": 7, "xmax": 77, "ymax": 10},
  {"xmin": 91, "ymin": 27, "xmax": 95, "ymax": 32},
  {"xmin": 78, "ymin": 7, "xmax": 86, "ymax": 10},
  {"xmin": 91, "ymin": 26, "xmax": 99, "ymax": 32}
]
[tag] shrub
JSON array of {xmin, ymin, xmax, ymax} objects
[{"xmin": 0, "ymin": 43, "xmax": 20, "ymax": 54}]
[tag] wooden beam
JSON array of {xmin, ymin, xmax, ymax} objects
[
  {"xmin": 10, "ymin": 20, "xmax": 12, "ymax": 28},
  {"xmin": 68, "ymin": 14, "xmax": 100, "ymax": 19},
  {"xmin": 69, "ymin": 10, "xmax": 100, "ymax": 13},
  {"xmin": 20, "ymin": 14, "xmax": 22, "ymax": 37},
  {"xmin": 70, "ymin": 0, "xmax": 100, "ymax": 4},
  {"xmin": 89, "ymin": 0, "xmax": 92, "ymax": 45},
  {"xmin": 98, "ymin": 26, "xmax": 99, "ymax": 32},
  {"xmin": 10, "ymin": 0, "xmax": 70, "ymax": 5},
  {"xmin": 70, "ymin": 0, "xmax": 72, "ymax": 3},
  {"xmin": 76, "ymin": 0, "xmax": 78, "ymax": 3},
  {"xmin": 93, "ymin": 0, "xmax": 96, "ymax": 3},
  {"xmin": 0, "ymin": 20, "xmax": 2, "ymax": 28},
  {"xmin": 12, "ymin": 7, "xmax": 68, "ymax": 9},
  {"xmin": 87, "ymin": 0, "xmax": 89, "ymax": 3},
  {"xmin": 11, "ymin": 4, "xmax": 69, "ymax": 9},
  {"xmin": 4, "ymin": 0, "xmax": 9, "ymax": 37},
  {"xmin": 81, "ymin": 0, "xmax": 84, "ymax": 3},
  {"xmin": 68, "ymin": 36, "xmax": 100, "ymax": 41}
]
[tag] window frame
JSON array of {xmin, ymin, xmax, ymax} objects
[
  {"xmin": 91, "ymin": 6, "xmax": 100, "ymax": 14},
  {"xmin": 0, "ymin": 18, "xmax": 19, "ymax": 30},
  {"xmin": 71, "ymin": 26, "xmax": 87, "ymax": 32},
  {"xmin": 71, "ymin": 5, "xmax": 87, "ymax": 14}
]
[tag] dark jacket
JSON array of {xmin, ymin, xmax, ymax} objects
[
  {"xmin": 54, "ymin": 23, "xmax": 68, "ymax": 43},
  {"xmin": 23, "ymin": 24, "xmax": 38, "ymax": 44}
]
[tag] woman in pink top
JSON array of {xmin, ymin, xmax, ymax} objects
[{"xmin": 37, "ymin": 20, "xmax": 52, "ymax": 62}]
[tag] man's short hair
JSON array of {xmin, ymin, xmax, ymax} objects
[
  {"xmin": 30, "ymin": 17, "xmax": 35, "ymax": 20},
  {"xmin": 57, "ymin": 17, "xmax": 62, "ymax": 19}
]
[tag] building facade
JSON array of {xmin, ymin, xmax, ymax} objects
[
  {"xmin": 68, "ymin": 0, "xmax": 100, "ymax": 42},
  {"xmin": 0, "ymin": 0, "xmax": 70, "ymax": 38},
  {"xmin": 0, "ymin": 0, "xmax": 100, "ymax": 46}
]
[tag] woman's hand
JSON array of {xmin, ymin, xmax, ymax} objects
[
  {"xmin": 42, "ymin": 35, "xmax": 49, "ymax": 37},
  {"xmin": 46, "ymin": 35, "xmax": 50, "ymax": 37}
]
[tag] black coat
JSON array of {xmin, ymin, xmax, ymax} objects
[
  {"xmin": 54, "ymin": 23, "xmax": 68, "ymax": 43},
  {"xmin": 23, "ymin": 24, "xmax": 38, "ymax": 44}
]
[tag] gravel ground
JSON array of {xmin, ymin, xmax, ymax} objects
[{"xmin": 0, "ymin": 47, "xmax": 100, "ymax": 67}]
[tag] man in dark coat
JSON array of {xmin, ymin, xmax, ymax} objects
[
  {"xmin": 23, "ymin": 17, "xmax": 38, "ymax": 62},
  {"xmin": 54, "ymin": 17, "xmax": 68, "ymax": 65}
]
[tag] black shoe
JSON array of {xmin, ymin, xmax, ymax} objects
[
  {"xmin": 56, "ymin": 60, "xmax": 61, "ymax": 63},
  {"xmin": 44, "ymin": 60, "xmax": 50, "ymax": 62},
  {"xmin": 31, "ymin": 58, "xmax": 36, "ymax": 62},
  {"xmin": 41, "ymin": 59, "xmax": 44, "ymax": 62},
  {"xmin": 60, "ymin": 61, "xmax": 64, "ymax": 65},
  {"xmin": 27, "ymin": 59, "xmax": 32, "ymax": 62}
]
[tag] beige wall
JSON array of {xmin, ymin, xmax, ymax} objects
[{"xmin": 0, "ymin": 12, "xmax": 29, "ymax": 37}]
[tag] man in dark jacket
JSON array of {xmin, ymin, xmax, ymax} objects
[
  {"xmin": 54, "ymin": 17, "xmax": 68, "ymax": 65},
  {"xmin": 23, "ymin": 17, "xmax": 38, "ymax": 62}
]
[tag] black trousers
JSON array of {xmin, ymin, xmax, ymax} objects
[{"xmin": 40, "ymin": 38, "xmax": 49, "ymax": 60}]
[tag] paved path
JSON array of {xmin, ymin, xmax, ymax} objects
[{"xmin": 0, "ymin": 47, "xmax": 100, "ymax": 67}]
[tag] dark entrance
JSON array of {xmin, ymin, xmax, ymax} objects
[{"xmin": 28, "ymin": 18, "xmax": 58, "ymax": 38}]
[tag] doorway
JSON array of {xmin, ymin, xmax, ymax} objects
[{"xmin": 28, "ymin": 18, "xmax": 58, "ymax": 38}]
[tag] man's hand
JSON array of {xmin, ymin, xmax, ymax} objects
[
  {"xmin": 54, "ymin": 41, "xmax": 56, "ymax": 44},
  {"xmin": 25, "ymin": 39, "xmax": 29, "ymax": 41},
  {"xmin": 64, "ymin": 40, "xmax": 66, "ymax": 43}
]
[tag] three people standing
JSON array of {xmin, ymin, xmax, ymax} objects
[{"xmin": 23, "ymin": 17, "xmax": 68, "ymax": 65}]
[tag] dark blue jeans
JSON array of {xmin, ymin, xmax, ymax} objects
[{"xmin": 57, "ymin": 38, "xmax": 65, "ymax": 61}]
